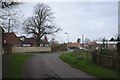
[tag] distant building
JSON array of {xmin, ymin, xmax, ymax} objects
[
  {"xmin": 22, "ymin": 37, "xmax": 36, "ymax": 47},
  {"xmin": 84, "ymin": 41, "xmax": 97, "ymax": 50},
  {"xmin": 67, "ymin": 42, "xmax": 80, "ymax": 48},
  {"xmin": 84, "ymin": 41, "xmax": 118, "ymax": 50},
  {"xmin": 20, "ymin": 35, "xmax": 50, "ymax": 47},
  {"xmin": 96, "ymin": 41, "xmax": 118, "ymax": 50}
]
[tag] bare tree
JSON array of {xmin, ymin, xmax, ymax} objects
[
  {"xmin": 23, "ymin": 3, "xmax": 61, "ymax": 46},
  {"xmin": 0, "ymin": 1, "xmax": 22, "ymax": 32},
  {"xmin": 2, "ymin": 2, "xmax": 20, "ymax": 9}
]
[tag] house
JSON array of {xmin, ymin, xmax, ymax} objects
[
  {"xmin": 3, "ymin": 32, "xmax": 22, "ymax": 47},
  {"xmin": 43, "ymin": 35, "xmax": 50, "ymax": 47},
  {"xmin": 84, "ymin": 41, "xmax": 118, "ymax": 50},
  {"xmin": 84, "ymin": 42, "xmax": 97, "ymax": 50},
  {"xmin": 96, "ymin": 41, "xmax": 118, "ymax": 50},
  {"xmin": 20, "ymin": 35, "xmax": 50, "ymax": 47},
  {"xmin": 38, "ymin": 35, "xmax": 50, "ymax": 47},
  {"xmin": 20, "ymin": 37, "xmax": 36, "ymax": 47},
  {"xmin": 2, "ymin": 32, "xmax": 22, "ymax": 54},
  {"xmin": 67, "ymin": 42, "xmax": 80, "ymax": 48}
]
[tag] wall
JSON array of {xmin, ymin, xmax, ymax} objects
[
  {"xmin": 92, "ymin": 51, "xmax": 120, "ymax": 71},
  {"xmin": 12, "ymin": 47, "xmax": 51, "ymax": 53}
]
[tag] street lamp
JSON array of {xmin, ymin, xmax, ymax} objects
[
  {"xmin": 65, "ymin": 32, "xmax": 69, "ymax": 43},
  {"xmin": 65, "ymin": 32, "xmax": 69, "ymax": 51}
]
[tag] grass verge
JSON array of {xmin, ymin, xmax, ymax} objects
[
  {"xmin": 59, "ymin": 52, "xmax": 120, "ymax": 79},
  {"xmin": 6, "ymin": 53, "xmax": 32, "ymax": 78}
]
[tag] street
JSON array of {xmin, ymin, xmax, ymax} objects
[{"xmin": 23, "ymin": 52, "xmax": 96, "ymax": 78}]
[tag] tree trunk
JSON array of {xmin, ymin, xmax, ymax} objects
[{"xmin": 36, "ymin": 37, "xmax": 40, "ymax": 47}]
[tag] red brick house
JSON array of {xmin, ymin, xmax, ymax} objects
[
  {"xmin": 3, "ymin": 32, "xmax": 22, "ymax": 47},
  {"xmin": 3, "ymin": 32, "xmax": 22, "ymax": 53}
]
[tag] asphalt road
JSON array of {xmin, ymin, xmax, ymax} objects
[{"xmin": 23, "ymin": 52, "xmax": 96, "ymax": 79}]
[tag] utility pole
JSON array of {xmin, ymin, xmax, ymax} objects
[
  {"xmin": 8, "ymin": 19, "xmax": 10, "ymax": 33},
  {"xmin": 65, "ymin": 32, "xmax": 69, "ymax": 43}
]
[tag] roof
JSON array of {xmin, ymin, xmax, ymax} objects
[
  {"xmin": 22, "ymin": 37, "xmax": 50, "ymax": 44},
  {"xmin": 67, "ymin": 42, "xmax": 80, "ymax": 47},
  {"xmin": 96, "ymin": 41, "xmax": 118, "ymax": 45},
  {"xmin": 22, "ymin": 37, "xmax": 35, "ymax": 44},
  {"xmin": 87, "ymin": 42, "xmax": 97, "ymax": 46},
  {"xmin": 44, "ymin": 36, "xmax": 49, "ymax": 44}
]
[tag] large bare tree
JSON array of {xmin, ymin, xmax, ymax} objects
[
  {"xmin": 23, "ymin": 3, "xmax": 61, "ymax": 46},
  {"xmin": 0, "ymin": 1, "xmax": 22, "ymax": 32}
]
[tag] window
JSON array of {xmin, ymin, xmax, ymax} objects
[{"xmin": 4, "ymin": 40, "xmax": 6, "ymax": 43}]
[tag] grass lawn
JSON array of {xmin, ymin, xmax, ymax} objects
[
  {"xmin": 59, "ymin": 52, "xmax": 120, "ymax": 79},
  {"xmin": 5, "ymin": 53, "xmax": 32, "ymax": 78}
]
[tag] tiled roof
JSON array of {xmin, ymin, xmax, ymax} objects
[
  {"xmin": 67, "ymin": 42, "xmax": 80, "ymax": 47},
  {"xmin": 96, "ymin": 41, "xmax": 118, "ymax": 44},
  {"xmin": 87, "ymin": 42, "xmax": 97, "ymax": 46},
  {"xmin": 22, "ymin": 37, "xmax": 49, "ymax": 44},
  {"xmin": 22, "ymin": 38, "xmax": 35, "ymax": 44}
]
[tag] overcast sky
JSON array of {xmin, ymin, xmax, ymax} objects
[{"xmin": 16, "ymin": 0, "xmax": 119, "ymax": 43}]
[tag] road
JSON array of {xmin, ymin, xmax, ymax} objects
[{"xmin": 23, "ymin": 52, "xmax": 96, "ymax": 79}]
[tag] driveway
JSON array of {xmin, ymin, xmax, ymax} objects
[{"xmin": 23, "ymin": 52, "xmax": 96, "ymax": 78}]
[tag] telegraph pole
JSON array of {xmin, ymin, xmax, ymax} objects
[{"xmin": 8, "ymin": 19, "xmax": 11, "ymax": 33}]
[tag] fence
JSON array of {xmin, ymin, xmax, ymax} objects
[
  {"xmin": 12, "ymin": 47, "xmax": 51, "ymax": 53},
  {"xmin": 92, "ymin": 51, "xmax": 120, "ymax": 71}
]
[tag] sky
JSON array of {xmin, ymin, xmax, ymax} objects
[{"xmin": 15, "ymin": 0, "xmax": 119, "ymax": 43}]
